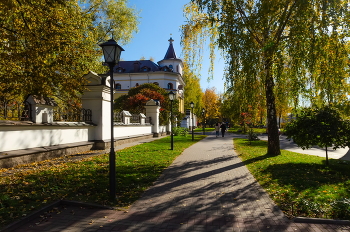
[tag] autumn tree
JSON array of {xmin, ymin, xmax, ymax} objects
[
  {"xmin": 202, "ymin": 87, "xmax": 220, "ymax": 126},
  {"xmin": 219, "ymin": 93, "xmax": 236, "ymax": 123},
  {"xmin": 182, "ymin": 63, "xmax": 204, "ymax": 119},
  {"xmin": 114, "ymin": 83, "xmax": 179, "ymax": 125},
  {"xmin": 182, "ymin": 1, "xmax": 350, "ymax": 155},
  {"xmin": 0, "ymin": 0, "xmax": 139, "ymax": 105}
]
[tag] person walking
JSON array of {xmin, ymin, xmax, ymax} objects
[
  {"xmin": 215, "ymin": 123, "xmax": 220, "ymax": 137},
  {"xmin": 220, "ymin": 123, "xmax": 227, "ymax": 137}
]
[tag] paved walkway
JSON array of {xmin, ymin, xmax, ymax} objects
[
  {"xmin": 7, "ymin": 133, "xmax": 349, "ymax": 232},
  {"xmin": 257, "ymin": 135, "xmax": 350, "ymax": 161}
]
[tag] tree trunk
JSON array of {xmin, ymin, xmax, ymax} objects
[
  {"xmin": 278, "ymin": 113, "xmax": 281, "ymax": 128},
  {"xmin": 265, "ymin": 58, "xmax": 281, "ymax": 156}
]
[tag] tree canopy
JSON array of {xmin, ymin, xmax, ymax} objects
[
  {"xmin": 114, "ymin": 83, "xmax": 180, "ymax": 125},
  {"xmin": 202, "ymin": 87, "xmax": 220, "ymax": 126},
  {"xmin": 182, "ymin": 0, "xmax": 350, "ymax": 155},
  {"xmin": 285, "ymin": 106, "xmax": 350, "ymax": 165},
  {"xmin": 115, "ymin": 83, "xmax": 167, "ymax": 113},
  {"xmin": 0, "ymin": 0, "xmax": 139, "ymax": 104},
  {"xmin": 182, "ymin": 63, "xmax": 204, "ymax": 117}
]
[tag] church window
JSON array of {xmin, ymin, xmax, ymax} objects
[
  {"xmin": 115, "ymin": 83, "xmax": 121, "ymax": 89},
  {"xmin": 167, "ymin": 83, "xmax": 173, "ymax": 89},
  {"xmin": 136, "ymin": 83, "xmax": 139, "ymax": 87}
]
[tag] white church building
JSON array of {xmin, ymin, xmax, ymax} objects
[{"xmin": 112, "ymin": 37, "xmax": 185, "ymax": 113}]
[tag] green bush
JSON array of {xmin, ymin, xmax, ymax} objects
[
  {"xmin": 172, "ymin": 127, "xmax": 188, "ymax": 136},
  {"xmin": 247, "ymin": 128, "xmax": 259, "ymax": 141}
]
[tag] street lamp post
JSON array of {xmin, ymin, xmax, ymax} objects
[
  {"xmin": 99, "ymin": 38, "xmax": 124, "ymax": 201},
  {"xmin": 190, "ymin": 102, "xmax": 194, "ymax": 141},
  {"xmin": 169, "ymin": 91, "xmax": 175, "ymax": 150},
  {"xmin": 202, "ymin": 108, "xmax": 205, "ymax": 135}
]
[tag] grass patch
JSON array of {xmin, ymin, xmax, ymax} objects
[
  {"xmin": 228, "ymin": 126, "xmax": 266, "ymax": 134},
  {"xmin": 234, "ymin": 138, "xmax": 350, "ymax": 220},
  {"xmin": 193, "ymin": 127, "xmax": 215, "ymax": 132},
  {"xmin": 0, "ymin": 135, "xmax": 205, "ymax": 228}
]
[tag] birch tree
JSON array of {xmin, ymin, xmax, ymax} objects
[{"xmin": 182, "ymin": 0, "xmax": 350, "ymax": 155}]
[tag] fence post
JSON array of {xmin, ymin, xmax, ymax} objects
[
  {"xmin": 145, "ymin": 99, "xmax": 161, "ymax": 137},
  {"xmin": 140, "ymin": 113, "xmax": 146, "ymax": 125},
  {"xmin": 25, "ymin": 95, "xmax": 56, "ymax": 123},
  {"xmin": 81, "ymin": 71, "xmax": 113, "ymax": 146},
  {"xmin": 122, "ymin": 110, "xmax": 131, "ymax": 124}
]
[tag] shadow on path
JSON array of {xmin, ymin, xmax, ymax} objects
[{"xmin": 9, "ymin": 133, "xmax": 345, "ymax": 232}]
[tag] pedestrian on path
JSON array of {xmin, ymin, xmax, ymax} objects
[
  {"xmin": 215, "ymin": 122, "xmax": 220, "ymax": 137},
  {"xmin": 220, "ymin": 122, "xmax": 226, "ymax": 137}
]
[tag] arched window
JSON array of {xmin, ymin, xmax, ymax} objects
[
  {"xmin": 115, "ymin": 83, "xmax": 121, "ymax": 89},
  {"xmin": 135, "ymin": 83, "xmax": 139, "ymax": 87},
  {"xmin": 161, "ymin": 66, "xmax": 169, "ymax": 72},
  {"xmin": 167, "ymin": 83, "xmax": 173, "ymax": 89},
  {"xmin": 169, "ymin": 64, "xmax": 173, "ymax": 70},
  {"xmin": 142, "ymin": 66, "xmax": 149, "ymax": 72},
  {"xmin": 153, "ymin": 82, "xmax": 159, "ymax": 86},
  {"xmin": 116, "ymin": 67, "xmax": 124, "ymax": 73}
]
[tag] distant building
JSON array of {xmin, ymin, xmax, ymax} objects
[{"xmin": 113, "ymin": 37, "xmax": 185, "ymax": 113}]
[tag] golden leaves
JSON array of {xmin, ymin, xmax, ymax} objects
[{"xmin": 0, "ymin": 0, "xmax": 139, "ymax": 102}]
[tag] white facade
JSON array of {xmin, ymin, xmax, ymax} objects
[
  {"xmin": 113, "ymin": 72, "xmax": 183, "ymax": 95},
  {"xmin": 112, "ymin": 37, "xmax": 185, "ymax": 113}
]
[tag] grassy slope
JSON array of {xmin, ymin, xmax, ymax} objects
[
  {"xmin": 234, "ymin": 138, "xmax": 350, "ymax": 219},
  {"xmin": 0, "ymin": 135, "xmax": 205, "ymax": 228}
]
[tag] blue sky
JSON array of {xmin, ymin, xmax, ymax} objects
[{"xmin": 122, "ymin": 0, "xmax": 226, "ymax": 93}]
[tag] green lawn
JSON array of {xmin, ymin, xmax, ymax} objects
[
  {"xmin": 194, "ymin": 127, "xmax": 215, "ymax": 132},
  {"xmin": 2, "ymin": 135, "xmax": 349, "ymax": 228},
  {"xmin": 0, "ymin": 135, "xmax": 205, "ymax": 228},
  {"xmin": 234, "ymin": 138, "xmax": 350, "ymax": 219},
  {"xmin": 228, "ymin": 126, "xmax": 266, "ymax": 134}
]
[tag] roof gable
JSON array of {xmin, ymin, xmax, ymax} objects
[
  {"xmin": 114, "ymin": 60, "xmax": 160, "ymax": 73},
  {"xmin": 164, "ymin": 37, "xmax": 177, "ymax": 59}
]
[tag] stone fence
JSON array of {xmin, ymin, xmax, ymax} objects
[{"xmin": 0, "ymin": 71, "xmax": 170, "ymax": 168}]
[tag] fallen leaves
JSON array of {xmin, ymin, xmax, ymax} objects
[{"xmin": 0, "ymin": 135, "xmax": 205, "ymax": 228}]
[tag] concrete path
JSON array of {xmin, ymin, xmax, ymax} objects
[
  {"xmin": 257, "ymin": 135, "xmax": 350, "ymax": 161},
  {"xmin": 7, "ymin": 133, "xmax": 348, "ymax": 232}
]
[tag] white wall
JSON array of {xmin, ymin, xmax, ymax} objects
[
  {"xmin": 114, "ymin": 125, "xmax": 152, "ymax": 138},
  {"xmin": 159, "ymin": 125, "xmax": 167, "ymax": 134},
  {"xmin": 0, "ymin": 125, "xmax": 91, "ymax": 152},
  {"xmin": 0, "ymin": 72, "xmax": 165, "ymax": 154},
  {"xmin": 0, "ymin": 124, "xmax": 153, "ymax": 153}
]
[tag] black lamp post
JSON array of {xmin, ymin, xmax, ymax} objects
[
  {"xmin": 190, "ymin": 102, "xmax": 194, "ymax": 141},
  {"xmin": 202, "ymin": 108, "xmax": 205, "ymax": 135},
  {"xmin": 99, "ymin": 38, "xmax": 124, "ymax": 201},
  {"xmin": 169, "ymin": 91, "xmax": 175, "ymax": 150}
]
